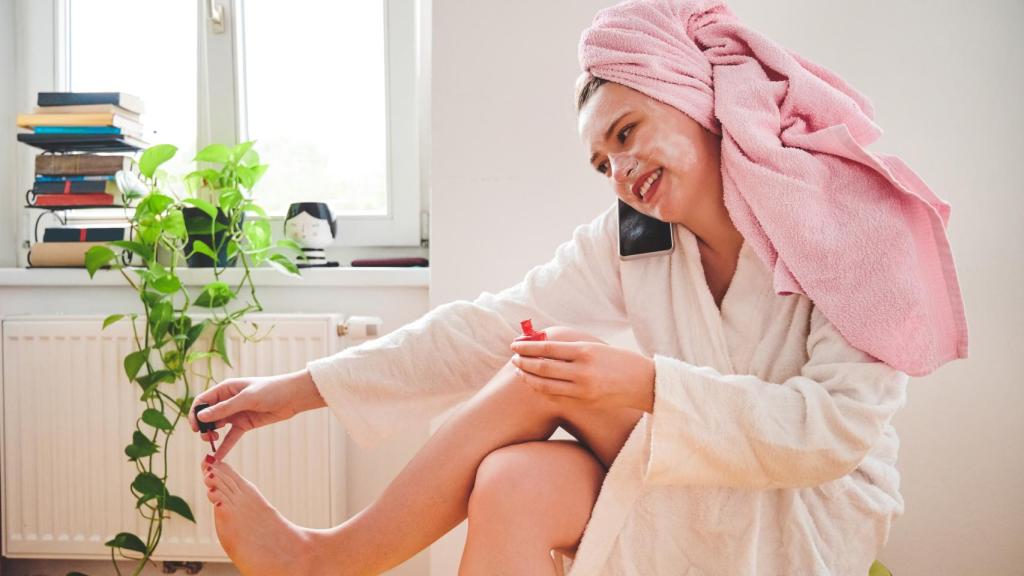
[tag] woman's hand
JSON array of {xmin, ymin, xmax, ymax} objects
[
  {"xmin": 510, "ymin": 340, "xmax": 655, "ymax": 412},
  {"xmin": 188, "ymin": 368, "xmax": 326, "ymax": 459}
]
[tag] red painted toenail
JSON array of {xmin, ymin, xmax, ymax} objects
[
  {"xmin": 209, "ymin": 487, "xmax": 216, "ymax": 493},
  {"xmin": 205, "ymin": 454, "xmax": 215, "ymax": 464},
  {"xmin": 207, "ymin": 473, "xmax": 214, "ymax": 479},
  {"xmin": 216, "ymin": 502, "xmax": 222, "ymax": 508}
]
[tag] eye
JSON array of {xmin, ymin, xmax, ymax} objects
[
  {"xmin": 617, "ymin": 123, "xmax": 635, "ymax": 144},
  {"xmin": 596, "ymin": 160, "xmax": 609, "ymax": 175}
]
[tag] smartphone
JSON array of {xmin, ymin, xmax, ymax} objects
[{"xmin": 617, "ymin": 200, "xmax": 674, "ymax": 260}]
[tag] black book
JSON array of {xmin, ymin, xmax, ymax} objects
[
  {"xmin": 43, "ymin": 227, "xmax": 127, "ymax": 242},
  {"xmin": 37, "ymin": 92, "xmax": 144, "ymax": 114},
  {"xmin": 17, "ymin": 132, "xmax": 147, "ymax": 153}
]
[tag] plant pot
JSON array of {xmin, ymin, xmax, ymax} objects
[{"xmin": 183, "ymin": 207, "xmax": 244, "ymax": 268}]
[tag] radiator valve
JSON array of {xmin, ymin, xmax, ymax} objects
[{"xmin": 337, "ymin": 315, "xmax": 383, "ymax": 339}]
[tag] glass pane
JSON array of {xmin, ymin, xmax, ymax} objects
[
  {"xmin": 68, "ymin": 0, "xmax": 198, "ymax": 174},
  {"xmin": 241, "ymin": 1, "xmax": 388, "ymax": 216}
]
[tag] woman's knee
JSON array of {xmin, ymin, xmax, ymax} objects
[{"xmin": 468, "ymin": 440, "xmax": 604, "ymax": 543}]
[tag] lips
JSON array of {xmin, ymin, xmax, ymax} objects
[{"xmin": 631, "ymin": 167, "xmax": 663, "ymax": 202}]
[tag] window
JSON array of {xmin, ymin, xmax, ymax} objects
[{"xmin": 26, "ymin": 0, "xmax": 425, "ymax": 247}]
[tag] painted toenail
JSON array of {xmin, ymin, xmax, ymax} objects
[
  {"xmin": 207, "ymin": 473, "xmax": 214, "ymax": 479},
  {"xmin": 205, "ymin": 454, "xmax": 215, "ymax": 464},
  {"xmin": 216, "ymin": 502, "xmax": 222, "ymax": 507}
]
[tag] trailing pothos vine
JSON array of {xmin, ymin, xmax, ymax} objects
[{"xmin": 75, "ymin": 142, "xmax": 302, "ymax": 576}]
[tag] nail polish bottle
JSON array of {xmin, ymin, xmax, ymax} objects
[
  {"xmin": 194, "ymin": 403, "xmax": 218, "ymax": 457},
  {"xmin": 514, "ymin": 319, "xmax": 547, "ymax": 342}
]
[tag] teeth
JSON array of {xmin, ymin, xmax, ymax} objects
[{"xmin": 639, "ymin": 168, "xmax": 661, "ymax": 198}]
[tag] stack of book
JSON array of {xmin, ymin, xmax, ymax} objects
[{"xmin": 16, "ymin": 92, "xmax": 147, "ymax": 267}]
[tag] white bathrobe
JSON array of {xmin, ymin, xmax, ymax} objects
[{"xmin": 306, "ymin": 202, "xmax": 909, "ymax": 576}]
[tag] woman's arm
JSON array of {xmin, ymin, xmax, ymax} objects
[
  {"xmin": 307, "ymin": 203, "xmax": 630, "ymax": 448},
  {"xmin": 642, "ymin": 304, "xmax": 909, "ymax": 489}
]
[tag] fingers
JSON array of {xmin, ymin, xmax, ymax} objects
[
  {"xmin": 511, "ymin": 354, "xmax": 576, "ymax": 381},
  {"xmin": 515, "ymin": 367, "xmax": 577, "ymax": 398},
  {"xmin": 213, "ymin": 425, "xmax": 246, "ymax": 461},
  {"xmin": 189, "ymin": 380, "xmax": 246, "ymax": 432},
  {"xmin": 195, "ymin": 393, "xmax": 249, "ymax": 428},
  {"xmin": 511, "ymin": 340, "xmax": 590, "ymax": 361}
]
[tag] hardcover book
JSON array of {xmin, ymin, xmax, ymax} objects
[
  {"xmin": 33, "ymin": 179, "xmax": 120, "ymax": 194},
  {"xmin": 43, "ymin": 227, "xmax": 127, "ymax": 242},
  {"xmin": 35, "ymin": 154, "xmax": 132, "ymax": 176},
  {"xmin": 32, "ymin": 103, "xmax": 141, "ymax": 122},
  {"xmin": 30, "ymin": 192, "xmax": 122, "ymax": 207},
  {"xmin": 17, "ymin": 132, "xmax": 147, "ymax": 153},
  {"xmin": 37, "ymin": 92, "xmax": 144, "ymax": 114}
]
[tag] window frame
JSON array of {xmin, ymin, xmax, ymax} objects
[{"xmin": 17, "ymin": 0, "xmax": 426, "ymax": 248}]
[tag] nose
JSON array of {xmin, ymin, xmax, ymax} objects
[{"xmin": 608, "ymin": 153, "xmax": 637, "ymax": 184}]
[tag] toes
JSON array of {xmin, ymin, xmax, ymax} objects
[
  {"xmin": 205, "ymin": 486, "xmax": 225, "ymax": 505},
  {"xmin": 208, "ymin": 462, "xmax": 241, "ymax": 495}
]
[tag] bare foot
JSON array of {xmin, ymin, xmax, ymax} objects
[{"xmin": 201, "ymin": 459, "xmax": 324, "ymax": 575}]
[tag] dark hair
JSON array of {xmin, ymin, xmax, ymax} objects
[{"xmin": 576, "ymin": 75, "xmax": 609, "ymax": 113}]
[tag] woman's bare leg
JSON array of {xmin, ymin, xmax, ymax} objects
[
  {"xmin": 203, "ymin": 326, "xmax": 643, "ymax": 575},
  {"xmin": 459, "ymin": 440, "xmax": 606, "ymax": 576}
]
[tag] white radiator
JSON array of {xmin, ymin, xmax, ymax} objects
[{"xmin": 1, "ymin": 314, "xmax": 350, "ymax": 561}]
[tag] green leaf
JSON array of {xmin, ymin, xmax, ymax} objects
[
  {"xmin": 162, "ymin": 208, "xmax": 187, "ymax": 239},
  {"xmin": 105, "ymin": 531, "xmax": 147, "ymax": 554},
  {"xmin": 185, "ymin": 168, "xmax": 222, "ymax": 188},
  {"xmin": 249, "ymin": 163, "xmax": 269, "ymax": 187},
  {"xmin": 276, "ymin": 238, "xmax": 303, "ymax": 253},
  {"xmin": 194, "ymin": 281, "xmax": 235, "ymax": 308},
  {"xmin": 141, "ymin": 408, "xmax": 173, "ymax": 431},
  {"xmin": 267, "ymin": 253, "xmax": 300, "ymax": 278},
  {"xmin": 151, "ymin": 273, "xmax": 181, "ymax": 294},
  {"xmin": 138, "ymin": 144, "xmax": 177, "ymax": 178},
  {"xmin": 109, "ymin": 240, "xmax": 154, "ymax": 264},
  {"xmin": 194, "ymin": 143, "xmax": 231, "ymax": 164},
  {"xmin": 132, "ymin": 471, "xmax": 165, "ymax": 497},
  {"xmin": 869, "ymin": 561, "xmax": 892, "ymax": 576},
  {"xmin": 243, "ymin": 219, "xmax": 272, "ymax": 251},
  {"xmin": 125, "ymin": 430, "xmax": 159, "ymax": 461},
  {"xmin": 164, "ymin": 495, "xmax": 196, "ymax": 523},
  {"xmin": 211, "ymin": 324, "xmax": 232, "ymax": 368},
  {"xmin": 190, "ymin": 239, "xmax": 218, "ymax": 261},
  {"xmin": 136, "ymin": 370, "xmax": 177, "ymax": 399},
  {"xmin": 102, "ymin": 314, "xmax": 125, "ymax": 329},
  {"xmin": 235, "ymin": 165, "xmax": 255, "ymax": 190},
  {"xmin": 183, "ymin": 197, "xmax": 217, "ymax": 219},
  {"xmin": 138, "ymin": 193, "xmax": 175, "ymax": 216},
  {"xmin": 85, "ymin": 246, "xmax": 117, "ymax": 278},
  {"xmin": 124, "ymin": 349, "xmax": 148, "ymax": 381},
  {"xmin": 232, "ymin": 141, "xmax": 255, "ymax": 164},
  {"xmin": 218, "ymin": 187, "xmax": 243, "ymax": 211},
  {"xmin": 184, "ymin": 320, "xmax": 208, "ymax": 352}
]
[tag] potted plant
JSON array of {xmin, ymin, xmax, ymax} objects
[{"xmin": 79, "ymin": 141, "xmax": 302, "ymax": 576}]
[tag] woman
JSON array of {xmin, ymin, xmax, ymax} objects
[{"xmin": 191, "ymin": 1, "xmax": 967, "ymax": 574}]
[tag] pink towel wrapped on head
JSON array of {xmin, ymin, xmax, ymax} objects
[{"xmin": 579, "ymin": 0, "xmax": 968, "ymax": 377}]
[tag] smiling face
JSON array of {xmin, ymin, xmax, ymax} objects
[{"xmin": 577, "ymin": 80, "xmax": 723, "ymax": 225}]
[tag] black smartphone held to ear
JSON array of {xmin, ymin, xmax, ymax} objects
[{"xmin": 617, "ymin": 200, "xmax": 674, "ymax": 260}]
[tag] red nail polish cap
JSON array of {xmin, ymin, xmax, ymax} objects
[{"xmin": 514, "ymin": 319, "xmax": 548, "ymax": 342}]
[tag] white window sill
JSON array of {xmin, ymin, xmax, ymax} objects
[{"xmin": 0, "ymin": 266, "xmax": 429, "ymax": 288}]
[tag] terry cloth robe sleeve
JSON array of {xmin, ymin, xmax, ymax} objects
[
  {"xmin": 643, "ymin": 304, "xmax": 909, "ymax": 489},
  {"xmin": 306, "ymin": 203, "xmax": 629, "ymax": 448}
]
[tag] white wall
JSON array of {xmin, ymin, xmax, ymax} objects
[
  {"xmin": 0, "ymin": 0, "xmax": 16, "ymax": 268},
  {"xmin": 428, "ymin": 0, "xmax": 1023, "ymax": 574}
]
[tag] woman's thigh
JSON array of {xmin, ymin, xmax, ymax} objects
[{"xmin": 467, "ymin": 439, "xmax": 606, "ymax": 553}]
